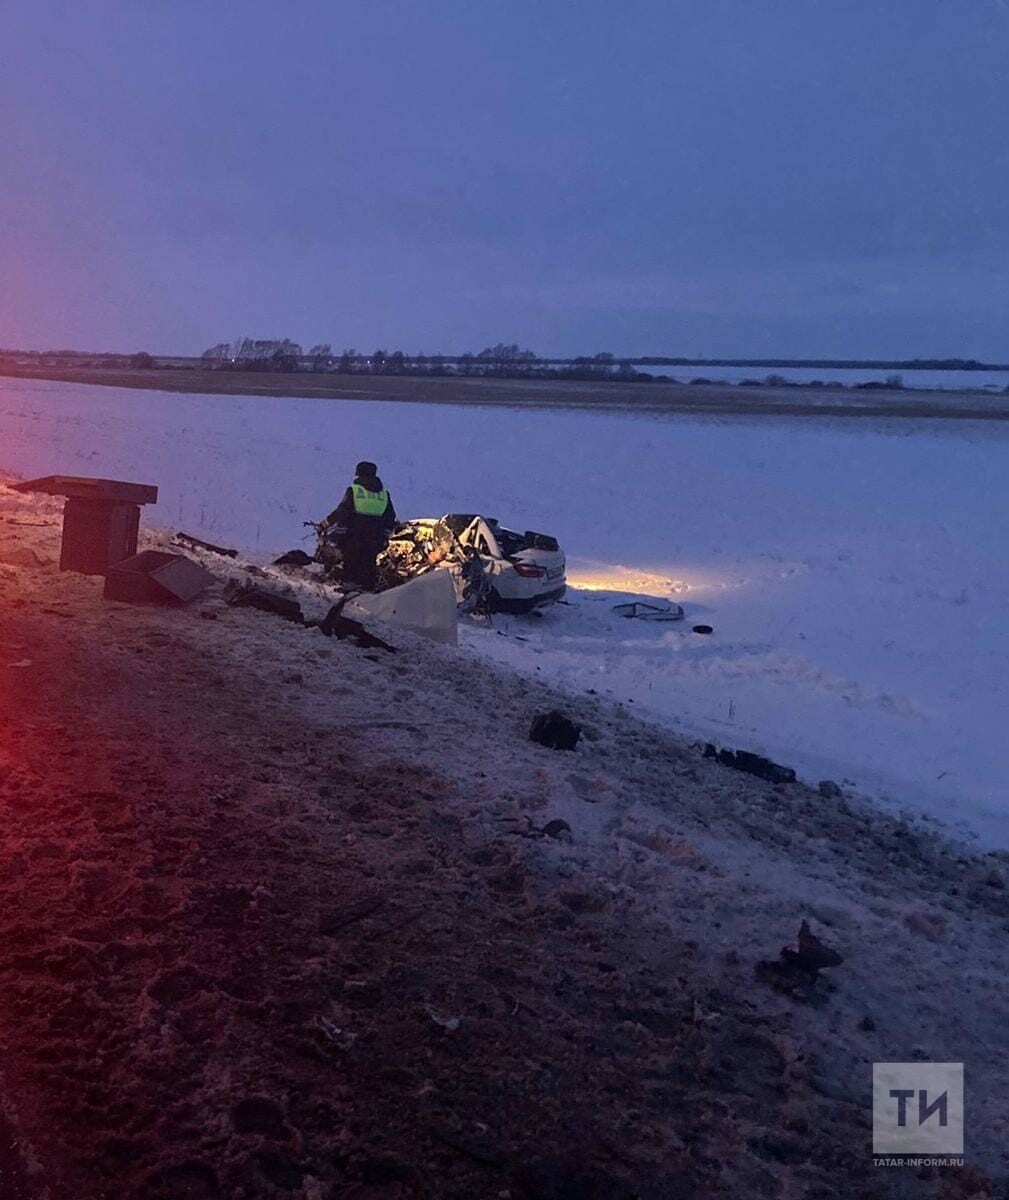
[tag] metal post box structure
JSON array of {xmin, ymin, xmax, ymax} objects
[
  {"xmin": 12, "ymin": 475, "xmax": 159, "ymax": 575},
  {"xmin": 104, "ymin": 550, "xmax": 215, "ymax": 604}
]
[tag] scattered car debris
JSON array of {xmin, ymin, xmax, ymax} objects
[
  {"xmin": 377, "ymin": 514, "xmax": 566, "ymax": 613},
  {"xmin": 541, "ymin": 818, "xmax": 573, "ymax": 840},
  {"xmin": 612, "ymin": 600, "xmax": 685, "ymax": 621},
  {"xmin": 5, "ymin": 469, "xmax": 999, "ymax": 1197},
  {"xmin": 312, "ymin": 1015, "xmax": 357, "ymax": 1050},
  {"xmin": 173, "ymin": 531, "xmax": 238, "ymax": 558},
  {"xmin": 222, "ymin": 582, "xmax": 398, "ymax": 652},
  {"xmin": 704, "ymin": 743, "xmax": 796, "ymax": 784},
  {"xmin": 345, "ymin": 570, "xmax": 458, "ymax": 646},
  {"xmin": 224, "ymin": 580, "xmax": 305, "ymax": 623},
  {"xmin": 104, "ymin": 550, "xmax": 215, "ymax": 606},
  {"xmin": 272, "ymin": 548, "xmax": 316, "ymax": 568},
  {"xmin": 423, "ymin": 1004, "xmax": 461, "ymax": 1032},
  {"xmin": 318, "ymin": 603, "xmax": 397, "ymax": 653},
  {"xmin": 692, "ymin": 624, "xmax": 714, "ymax": 635},
  {"xmin": 790, "ymin": 920, "xmax": 843, "ymax": 973},
  {"xmin": 757, "ymin": 920, "xmax": 843, "ymax": 1000},
  {"xmin": 530, "ymin": 710, "xmax": 581, "ymax": 751}
]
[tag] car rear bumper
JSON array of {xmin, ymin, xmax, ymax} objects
[{"xmin": 490, "ymin": 583, "xmax": 566, "ymax": 613}]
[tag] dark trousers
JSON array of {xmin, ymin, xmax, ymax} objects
[{"xmin": 341, "ymin": 541, "xmax": 379, "ymax": 590}]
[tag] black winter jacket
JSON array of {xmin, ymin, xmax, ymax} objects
[{"xmin": 323, "ymin": 475, "xmax": 397, "ymax": 547}]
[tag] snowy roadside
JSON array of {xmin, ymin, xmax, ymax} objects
[{"xmin": 1, "ymin": 472, "xmax": 1007, "ymax": 1197}]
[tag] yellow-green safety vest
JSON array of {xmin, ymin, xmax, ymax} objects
[{"xmin": 352, "ymin": 483, "xmax": 388, "ymax": 516}]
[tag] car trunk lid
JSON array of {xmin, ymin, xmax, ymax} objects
[{"xmin": 511, "ymin": 547, "xmax": 566, "ymax": 580}]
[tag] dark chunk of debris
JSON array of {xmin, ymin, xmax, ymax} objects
[
  {"xmin": 273, "ymin": 549, "xmax": 316, "ymax": 567},
  {"xmin": 730, "ymin": 749, "xmax": 795, "ymax": 784},
  {"xmin": 174, "ymin": 531, "xmax": 238, "ymax": 558},
  {"xmin": 788, "ymin": 920, "xmax": 843, "ymax": 973},
  {"xmin": 692, "ymin": 623, "xmax": 714, "ymax": 635},
  {"xmin": 224, "ymin": 580, "xmax": 305, "ymax": 624},
  {"xmin": 757, "ymin": 920, "xmax": 843, "ymax": 1001},
  {"xmin": 104, "ymin": 550, "xmax": 215, "ymax": 606},
  {"xmin": 317, "ymin": 604, "xmax": 396, "ymax": 653},
  {"xmin": 818, "ymin": 779, "xmax": 842, "ymax": 798},
  {"xmin": 704, "ymin": 742, "xmax": 796, "ymax": 784},
  {"xmin": 542, "ymin": 818, "xmax": 573, "ymax": 840},
  {"xmin": 612, "ymin": 600, "xmax": 684, "ymax": 621},
  {"xmin": 530, "ymin": 710, "xmax": 581, "ymax": 751}
]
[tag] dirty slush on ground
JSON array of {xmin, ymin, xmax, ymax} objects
[{"xmin": 0, "ymin": 479, "xmax": 1005, "ymax": 1199}]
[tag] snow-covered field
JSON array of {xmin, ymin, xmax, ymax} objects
[{"xmin": 2, "ymin": 376, "xmax": 1007, "ymax": 846}]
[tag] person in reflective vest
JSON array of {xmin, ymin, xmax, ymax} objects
[{"xmin": 319, "ymin": 460, "xmax": 397, "ymax": 590}]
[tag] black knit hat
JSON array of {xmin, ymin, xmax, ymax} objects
[{"xmin": 355, "ymin": 460, "xmax": 378, "ymax": 477}]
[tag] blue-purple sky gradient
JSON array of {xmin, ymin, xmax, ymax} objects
[{"xmin": 2, "ymin": 1, "xmax": 1007, "ymax": 358}]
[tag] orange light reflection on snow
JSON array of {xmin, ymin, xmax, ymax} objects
[{"xmin": 565, "ymin": 558, "xmax": 742, "ymax": 599}]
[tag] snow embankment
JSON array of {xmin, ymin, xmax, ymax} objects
[{"xmin": 1, "ymin": 474, "xmax": 1008, "ymax": 1194}]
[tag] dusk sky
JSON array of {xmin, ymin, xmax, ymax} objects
[{"xmin": 3, "ymin": 1, "xmax": 1007, "ymax": 359}]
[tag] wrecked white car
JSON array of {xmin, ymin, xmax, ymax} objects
[{"xmin": 377, "ymin": 514, "xmax": 566, "ymax": 613}]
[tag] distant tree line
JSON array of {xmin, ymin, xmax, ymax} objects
[
  {"xmin": 201, "ymin": 338, "xmax": 1009, "ymax": 382},
  {"xmin": 198, "ymin": 339, "xmax": 667, "ymax": 381},
  {"xmin": 646, "ymin": 356, "xmax": 998, "ymax": 371},
  {"xmin": 1, "ymin": 341, "xmax": 1006, "ymax": 398},
  {"xmin": 201, "ymin": 338, "xmax": 316, "ymax": 372},
  {"xmin": 0, "ymin": 348, "xmax": 159, "ymax": 370},
  {"xmin": 3, "ymin": 343, "xmax": 1007, "ymax": 382}
]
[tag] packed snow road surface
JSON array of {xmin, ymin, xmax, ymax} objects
[{"xmin": 1, "ymin": 376, "xmax": 1006, "ymax": 845}]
